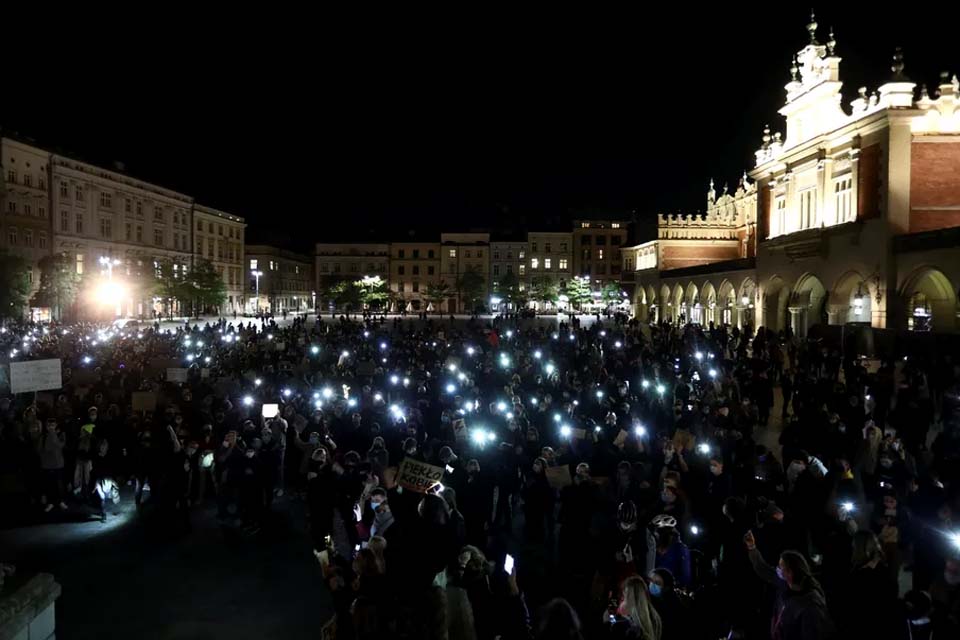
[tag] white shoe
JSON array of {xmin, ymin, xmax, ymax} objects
[
  {"xmin": 44, "ymin": 503, "xmax": 54, "ymax": 513},
  {"xmin": 58, "ymin": 502, "xmax": 68, "ymax": 510}
]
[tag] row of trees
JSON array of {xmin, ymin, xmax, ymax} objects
[{"xmin": 0, "ymin": 252, "xmax": 227, "ymax": 322}]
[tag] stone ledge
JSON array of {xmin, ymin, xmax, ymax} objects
[{"xmin": 0, "ymin": 573, "xmax": 61, "ymax": 640}]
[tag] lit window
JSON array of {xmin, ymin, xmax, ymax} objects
[
  {"xmin": 250, "ymin": 259, "xmax": 258, "ymax": 270},
  {"xmin": 598, "ymin": 249, "xmax": 604, "ymax": 260},
  {"xmin": 834, "ymin": 177, "xmax": 853, "ymax": 224},
  {"xmin": 611, "ymin": 223, "xmax": 621, "ymax": 229},
  {"xmin": 799, "ymin": 188, "xmax": 817, "ymax": 230},
  {"xmin": 518, "ymin": 250, "xmax": 525, "ymax": 260},
  {"xmin": 519, "ymin": 264, "xmax": 526, "ymax": 276},
  {"xmin": 76, "ymin": 253, "xmax": 84, "ymax": 275},
  {"xmin": 531, "ymin": 258, "xmax": 539, "ymax": 270},
  {"xmin": 544, "ymin": 258, "xmax": 552, "ymax": 270},
  {"xmin": 581, "ymin": 222, "xmax": 590, "ymax": 228},
  {"xmin": 449, "ymin": 249, "xmax": 456, "ymax": 258},
  {"xmin": 559, "ymin": 258, "xmax": 568, "ymax": 270}
]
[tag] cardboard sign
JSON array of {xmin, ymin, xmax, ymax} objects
[
  {"xmin": 274, "ymin": 341, "xmax": 286, "ymax": 352},
  {"xmin": 453, "ymin": 419, "xmax": 467, "ymax": 440},
  {"xmin": 382, "ymin": 466, "xmax": 398, "ymax": 489},
  {"xmin": 132, "ymin": 391, "xmax": 157, "ymax": 412},
  {"xmin": 614, "ymin": 429, "xmax": 629, "ymax": 448},
  {"xmin": 396, "ymin": 458, "xmax": 444, "ymax": 493},
  {"xmin": 200, "ymin": 368, "xmax": 211, "ymax": 379},
  {"xmin": 545, "ymin": 465, "xmax": 572, "ymax": 489},
  {"xmin": 262, "ymin": 403, "xmax": 279, "ymax": 419},
  {"xmin": 10, "ymin": 359, "xmax": 62, "ymax": 394},
  {"xmin": 572, "ymin": 428, "xmax": 587, "ymax": 440},
  {"xmin": 167, "ymin": 368, "xmax": 188, "ymax": 383}
]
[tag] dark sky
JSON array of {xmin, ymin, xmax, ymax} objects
[{"xmin": 3, "ymin": 7, "xmax": 957, "ymax": 251}]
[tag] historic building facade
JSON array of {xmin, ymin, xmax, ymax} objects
[
  {"xmin": 624, "ymin": 15, "xmax": 960, "ymax": 335},
  {"xmin": 246, "ymin": 245, "xmax": 314, "ymax": 314},
  {"xmin": 1, "ymin": 138, "xmax": 50, "ymax": 299},
  {"xmin": 389, "ymin": 242, "xmax": 441, "ymax": 312},
  {"xmin": 193, "ymin": 204, "xmax": 246, "ymax": 314}
]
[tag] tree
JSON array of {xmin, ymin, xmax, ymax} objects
[
  {"xmin": 530, "ymin": 276, "xmax": 560, "ymax": 310},
  {"xmin": 0, "ymin": 252, "xmax": 30, "ymax": 321},
  {"xmin": 30, "ymin": 253, "xmax": 79, "ymax": 321},
  {"xmin": 425, "ymin": 281, "xmax": 451, "ymax": 314},
  {"xmin": 184, "ymin": 259, "xmax": 226, "ymax": 316},
  {"xmin": 565, "ymin": 277, "xmax": 592, "ymax": 311},
  {"xmin": 150, "ymin": 258, "xmax": 191, "ymax": 316},
  {"xmin": 457, "ymin": 265, "xmax": 486, "ymax": 313},
  {"xmin": 327, "ymin": 279, "xmax": 362, "ymax": 311},
  {"xmin": 601, "ymin": 282, "xmax": 624, "ymax": 307},
  {"xmin": 356, "ymin": 275, "xmax": 389, "ymax": 310},
  {"xmin": 494, "ymin": 271, "xmax": 520, "ymax": 303}
]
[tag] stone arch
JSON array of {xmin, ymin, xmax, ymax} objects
[
  {"xmin": 740, "ymin": 277, "xmax": 759, "ymax": 329},
  {"xmin": 701, "ymin": 281, "xmax": 717, "ymax": 326},
  {"xmin": 761, "ymin": 276, "xmax": 789, "ymax": 333},
  {"xmin": 717, "ymin": 279, "xmax": 736, "ymax": 326},
  {"xmin": 672, "ymin": 284, "xmax": 684, "ymax": 324},
  {"xmin": 659, "ymin": 284, "xmax": 672, "ymax": 323},
  {"xmin": 790, "ymin": 273, "xmax": 827, "ymax": 337},
  {"xmin": 645, "ymin": 285, "xmax": 658, "ymax": 323},
  {"xmin": 685, "ymin": 282, "xmax": 700, "ymax": 324},
  {"xmin": 899, "ymin": 266, "xmax": 958, "ymax": 332},
  {"xmin": 830, "ymin": 270, "xmax": 872, "ymax": 325}
]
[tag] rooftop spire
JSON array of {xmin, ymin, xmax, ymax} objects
[
  {"xmin": 806, "ymin": 9, "xmax": 818, "ymax": 45},
  {"xmin": 826, "ymin": 27, "xmax": 836, "ymax": 56},
  {"xmin": 890, "ymin": 47, "xmax": 908, "ymax": 81}
]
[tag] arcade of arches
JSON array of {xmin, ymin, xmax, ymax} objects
[{"xmin": 632, "ymin": 267, "xmax": 959, "ymax": 334}]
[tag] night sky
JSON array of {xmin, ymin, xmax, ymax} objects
[{"xmin": 3, "ymin": 7, "xmax": 958, "ymax": 251}]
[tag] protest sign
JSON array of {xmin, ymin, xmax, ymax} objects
[
  {"xmin": 10, "ymin": 359, "xmax": 62, "ymax": 394},
  {"xmin": 262, "ymin": 404, "xmax": 279, "ymax": 418},
  {"xmin": 274, "ymin": 341, "xmax": 286, "ymax": 352},
  {"xmin": 132, "ymin": 391, "xmax": 157, "ymax": 411},
  {"xmin": 572, "ymin": 428, "xmax": 587, "ymax": 440},
  {"xmin": 546, "ymin": 465, "xmax": 572, "ymax": 489},
  {"xmin": 396, "ymin": 458, "xmax": 444, "ymax": 493},
  {"xmin": 167, "ymin": 368, "xmax": 188, "ymax": 383},
  {"xmin": 200, "ymin": 368, "xmax": 211, "ymax": 379}
]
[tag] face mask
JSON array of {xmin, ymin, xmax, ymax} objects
[
  {"xmin": 661, "ymin": 492, "xmax": 675, "ymax": 504},
  {"xmin": 776, "ymin": 566, "xmax": 786, "ymax": 581},
  {"xmin": 245, "ymin": 451, "xmax": 255, "ymax": 458},
  {"xmin": 371, "ymin": 501, "xmax": 382, "ymax": 512},
  {"xmin": 648, "ymin": 583, "xmax": 662, "ymax": 597}
]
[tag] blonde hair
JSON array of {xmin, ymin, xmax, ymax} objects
[{"xmin": 621, "ymin": 576, "xmax": 662, "ymax": 640}]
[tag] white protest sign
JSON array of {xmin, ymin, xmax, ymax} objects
[
  {"xmin": 10, "ymin": 359, "xmax": 62, "ymax": 394},
  {"xmin": 167, "ymin": 368, "xmax": 188, "ymax": 383},
  {"xmin": 262, "ymin": 403, "xmax": 279, "ymax": 418},
  {"xmin": 396, "ymin": 458, "xmax": 444, "ymax": 493}
]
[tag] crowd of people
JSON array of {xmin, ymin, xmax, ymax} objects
[{"xmin": 1, "ymin": 310, "xmax": 959, "ymax": 639}]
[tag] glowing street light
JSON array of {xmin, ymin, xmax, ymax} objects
[{"xmin": 252, "ymin": 270, "xmax": 264, "ymax": 313}]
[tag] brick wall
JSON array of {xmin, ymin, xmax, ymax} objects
[
  {"xmin": 858, "ymin": 144, "xmax": 881, "ymax": 220},
  {"xmin": 660, "ymin": 243, "xmax": 739, "ymax": 270},
  {"xmin": 910, "ymin": 140, "xmax": 960, "ymax": 233}
]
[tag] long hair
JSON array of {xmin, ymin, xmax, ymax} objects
[
  {"xmin": 780, "ymin": 551, "xmax": 824, "ymax": 598},
  {"xmin": 621, "ymin": 576, "xmax": 662, "ymax": 640},
  {"xmin": 850, "ymin": 531, "xmax": 883, "ymax": 569}
]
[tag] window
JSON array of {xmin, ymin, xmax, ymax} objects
[
  {"xmin": 428, "ymin": 249, "xmax": 435, "ymax": 258},
  {"xmin": 506, "ymin": 251, "xmax": 512, "ymax": 260},
  {"xmin": 413, "ymin": 265, "xmax": 420, "ymax": 275},
  {"xmin": 99, "ymin": 192, "xmax": 112, "ymax": 208},
  {"xmin": 519, "ymin": 264, "xmax": 526, "ymax": 276},
  {"xmin": 398, "ymin": 249, "xmax": 405, "ymax": 258},
  {"xmin": 208, "ymin": 223, "xmax": 214, "ymax": 233},
  {"xmin": 398, "ymin": 265, "xmax": 405, "ymax": 275},
  {"xmin": 581, "ymin": 234, "xmax": 592, "ymax": 245},
  {"xmin": 771, "ymin": 195, "xmax": 787, "ymax": 237},
  {"xmin": 506, "ymin": 264, "xmax": 513, "ymax": 275},
  {"xmin": 448, "ymin": 249, "xmax": 456, "ymax": 258},
  {"xmin": 545, "ymin": 242, "xmax": 552, "ymax": 253},
  {"xmin": 559, "ymin": 258, "xmax": 568, "ymax": 270},
  {"xmin": 493, "ymin": 264, "xmax": 500, "ymax": 276},
  {"xmin": 465, "ymin": 250, "xmax": 471, "ymax": 258},
  {"xmin": 334, "ymin": 264, "xmax": 341, "ymax": 273},
  {"xmin": 125, "ymin": 199, "xmax": 132, "ymax": 213},
  {"xmin": 412, "ymin": 281, "xmax": 420, "ymax": 293},
  {"xmin": 493, "ymin": 251, "xmax": 500, "ymax": 260},
  {"xmin": 518, "ymin": 250, "xmax": 525, "ymax": 260},
  {"xmin": 611, "ymin": 264, "xmax": 621, "ymax": 275},
  {"xmin": 5, "ymin": 202, "xmax": 14, "ymax": 214},
  {"xmin": 250, "ymin": 259, "xmax": 258, "ymax": 270},
  {"xmin": 582, "ymin": 248, "xmax": 591, "ymax": 260},
  {"xmin": 76, "ymin": 253, "xmax": 84, "ymax": 274},
  {"xmin": 155, "ymin": 206, "xmax": 164, "ymax": 221},
  {"xmin": 581, "ymin": 222, "xmax": 591, "ymax": 228},
  {"xmin": 75, "ymin": 186, "xmax": 83, "ymax": 202},
  {"xmin": 834, "ymin": 177, "xmax": 853, "ymax": 224},
  {"xmin": 596, "ymin": 264, "xmax": 607, "ymax": 275},
  {"xmin": 6, "ymin": 170, "xmax": 15, "ymax": 183},
  {"xmin": 531, "ymin": 242, "xmax": 538, "ymax": 252},
  {"xmin": 428, "ymin": 265, "xmax": 435, "ymax": 275},
  {"xmin": 611, "ymin": 223, "xmax": 621, "ymax": 229},
  {"xmin": 349, "ymin": 263, "xmax": 359, "ymax": 273},
  {"xmin": 136, "ymin": 201, "xmax": 142, "ymax": 216},
  {"xmin": 60, "ymin": 182, "xmax": 69, "ymax": 198},
  {"xmin": 596, "ymin": 235, "xmax": 606, "ymax": 246},
  {"xmin": 100, "ymin": 218, "xmax": 112, "ymax": 238},
  {"xmin": 530, "ymin": 257, "xmax": 539, "ymax": 270},
  {"xmin": 295, "ymin": 265, "xmax": 300, "ymax": 274},
  {"xmin": 799, "ymin": 188, "xmax": 817, "ymax": 230},
  {"xmin": 412, "ymin": 249, "xmax": 420, "ymax": 259},
  {"xmin": 136, "ymin": 225, "xmax": 143, "ymax": 242},
  {"xmin": 24, "ymin": 204, "xmax": 31, "ymax": 216},
  {"xmin": 320, "ymin": 263, "xmax": 329, "ymax": 273},
  {"xmin": 172, "ymin": 212, "xmax": 179, "ymax": 225},
  {"xmin": 560, "ymin": 242, "xmax": 567, "ymax": 252},
  {"xmin": 598, "ymin": 249, "xmax": 604, "ymax": 260},
  {"xmin": 544, "ymin": 258, "xmax": 552, "ymax": 270},
  {"xmin": 218, "ymin": 225, "xmax": 223, "ymax": 236},
  {"xmin": 39, "ymin": 233, "xmax": 47, "ymax": 249},
  {"xmin": 477, "ymin": 250, "xmax": 482, "ymax": 258},
  {"xmin": 154, "ymin": 229, "xmax": 163, "ymax": 246},
  {"xmin": 24, "ymin": 229, "xmax": 33, "ymax": 246},
  {"xmin": 448, "ymin": 264, "xmax": 456, "ymax": 274},
  {"xmin": 7, "ymin": 227, "xmax": 16, "ymax": 245},
  {"xmin": 197, "ymin": 220, "xmax": 203, "ymax": 231},
  {"xmin": 611, "ymin": 236, "xmax": 621, "ymax": 245},
  {"xmin": 76, "ymin": 213, "xmax": 83, "ymax": 234},
  {"xmin": 38, "ymin": 206, "xmax": 45, "ymax": 219},
  {"xmin": 174, "ymin": 235, "xmax": 180, "ymax": 251},
  {"xmin": 19, "ymin": 173, "xmax": 29, "ymax": 188}
]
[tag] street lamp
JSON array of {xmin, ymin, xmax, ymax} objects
[
  {"xmin": 99, "ymin": 256, "xmax": 121, "ymax": 279},
  {"xmin": 252, "ymin": 270, "xmax": 263, "ymax": 314}
]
